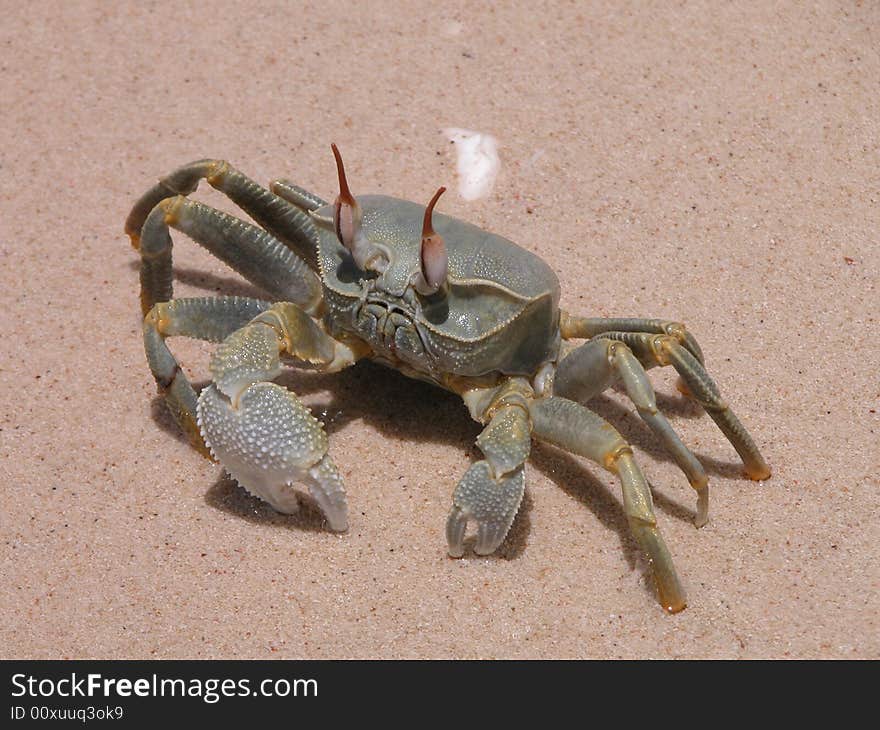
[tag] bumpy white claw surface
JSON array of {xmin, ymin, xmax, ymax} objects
[
  {"xmin": 210, "ymin": 323, "xmax": 281, "ymax": 401},
  {"xmin": 446, "ymin": 461, "xmax": 525, "ymax": 557},
  {"xmin": 196, "ymin": 382, "xmax": 348, "ymax": 531},
  {"xmin": 475, "ymin": 406, "xmax": 532, "ymax": 478}
]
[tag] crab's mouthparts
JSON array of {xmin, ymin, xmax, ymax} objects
[{"xmin": 362, "ymin": 291, "xmax": 416, "ymax": 317}]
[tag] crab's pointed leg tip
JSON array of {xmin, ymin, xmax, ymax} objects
[
  {"xmin": 655, "ymin": 570, "xmax": 688, "ymax": 614},
  {"xmin": 664, "ymin": 597, "xmax": 688, "ymax": 614},
  {"xmin": 694, "ymin": 487, "xmax": 709, "ymax": 528},
  {"xmin": 745, "ymin": 462, "xmax": 772, "ymax": 481},
  {"xmin": 656, "ymin": 577, "xmax": 687, "ymax": 614}
]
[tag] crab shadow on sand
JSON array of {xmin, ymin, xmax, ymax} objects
[{"xmin": 144, "ymin": 266, "xmax": 745, "ymax": 569}]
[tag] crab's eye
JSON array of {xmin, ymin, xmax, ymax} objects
[
  {"xmin": 331, "ymin": 143, "xmax": 360, "ymax": 248},
  {"xmin": 414, "ymin": 186, "xmax": 448, "ymax": 296},
  {"xmin": 331, "ymin": 144, "xmax": 387, "ymax": 272}
]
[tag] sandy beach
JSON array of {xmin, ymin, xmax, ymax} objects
[{"xmin": 1, "ymin": 1, "xmax": 877, "ymax": 658}]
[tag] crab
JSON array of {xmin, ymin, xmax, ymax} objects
[{"xmin": 125, "ymin": 145, "xmax": 771, "ymax": 613}]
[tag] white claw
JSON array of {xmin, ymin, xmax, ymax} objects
[
  {"xmin": 196, "ymin": 382, "xmax": 348, "ymax": 530},
  {"xmin": 446, "ymin": 461, "xmax": 525, "ymax": 557},
  {"xmin": 304, "ymin": 455, "xmax": 348, "ymax": 532},
  {"xmin": 446, "ymin": 506, "xmax": 467, "ymax": 558}
]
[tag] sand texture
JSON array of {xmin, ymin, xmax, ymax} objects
[{"xmin": 1, "ymin": 1, "xmax": 877, "ymax": 658}]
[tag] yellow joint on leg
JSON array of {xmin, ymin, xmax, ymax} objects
[
  {"xmin": 253, "ymin": 304, "xmax": 335, "ymax": 367},
  {"xmin": 606, "ymin": 340, "xmax": 621, "ymax": 365},
  {"xmin": 251, "ymin": 309, "xmax": 288, "ymax": 347},
  {"xmin": 664, "ymin": 322, "xmax": 687, "ymax": 342},
  {"xmin": 484, "ymin": 394, "xmax": 531, "ymax": 424},
  {"xmin": 603, "ymin": 443, "xmax": 633, "ymax": 473},
  {"xmin": 558, "ymin": 310, "xmax": 577, "ymax": 339},
  {"xmin": 653, "ymin": 335, "xmax": 676, "ymax": 366},
  {"xmin": 481, "ymin": 379, "xmax": 534, "ymax": 426},
  {"xmin": 205, "ymin": 160, "xmax": 229, "ymax": 187},
  {"xmin": 159, "ymin": 195, "xmax": 185, "ymax": 226},
  {"xmin": 144, "ymin": 302, "xmax": 172, "ymax": 335}
]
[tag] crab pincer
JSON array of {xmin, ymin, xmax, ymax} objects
[{"xmin": 196, "ymin": 303, "xmax": 352, "ymax": 531}]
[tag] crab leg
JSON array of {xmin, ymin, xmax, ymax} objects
[
  {"xmin": 447, "ymin": 383, "xmax": 533, "ymax": 556},
  {"xmin": 270, "ymin": 179, "xmax": 328, "ymax": 212},
  {"xmin": 125, "ymin": 159, "xmax": 322, "ymax": 269},
  {"xmin": 590, "ymin": 331, "xmax": 770, "ymax": 481},
  {"xmin": 560, "ymin": 313, "xmax": 705, "ymax": 364},
  {"xmin": 196, "ymin": 302, "xmax": 367, "ymax": 530},
  {"xmin": 530, "ymin": 396, "xmax": 686, "ymax": 614},
  {"xmin": 143, "ymin": 296, "xmax": 273, "ymax": 456},
  {"xmin": 133, "ymin": 195, "xmax": 322, "ymax": 316},
  {"xmin": 554, "ymin": 338, "xmax": 709, "ymax": 526}
]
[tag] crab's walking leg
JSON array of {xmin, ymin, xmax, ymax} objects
[
  {"xmin": 143, "ymin": 296, "xmax": 273, "ymax": 456},
  {"xmin": 559, "ymin": 312, "xmax": 769, "ymax": 481},
  {"xmin": 447, "ymin": 383, "xmax": 533, "ymax": 557},
  {"xmin": 270, "ymin": 179, "xmax": 327, "ymax": 212},
  {"xmin": 554, "ymin": 338, "xmax": 709, "ymax": 526},
  {"xmin": 125, "ymin": 159, "xmax": 323, "ymax": 269},
  {"xmin": 196, "ymin": 302, "xmax": 366, "ymax": 531},
  {"xmin": 560, "ymin": 313, "xmax": 705, "ymax": 364},
  {"xmin": 594, "ymin": 332, "xmax": 770, "ymax": 481},
  {"xmin": 530, "ymin": 396, "xmax": 686, "ymax": 613},
  {"xmin": 133, "ymin": 194, "xmax": 321, "ymax": 316}
]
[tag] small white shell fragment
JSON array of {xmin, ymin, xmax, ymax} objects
[{"xmin": 442, "ymin": 128, "xmax": 500, "ymax": 201}]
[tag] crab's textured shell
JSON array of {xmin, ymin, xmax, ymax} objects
[{"xmin": 316, "ymin": 195, "xmax": 561, "ymax": 377}]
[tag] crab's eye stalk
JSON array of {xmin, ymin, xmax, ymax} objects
[
  {"xmin": 331, "ymin": 143, "xmax": 387, "ymax": 272},
  {"xmin": 414, "ymin": 186, "xmax": 448, "ymax": 296},
  {"xmin": 331, "ymin": 143, "xmax": 359, "ymax": 249}
]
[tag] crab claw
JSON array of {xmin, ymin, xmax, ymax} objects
[
  {"xmin": 331, "ymin": 143, "xmax": 386, "ymax": 272},
  {"xmin": 446, "ymin": 461, "xmax": 525, "ymax": 557},
  {"xmin": 197, "ymin": 381, "xmax": 348, "ymax": 531},
  {"xmin": 446, "ymin": 400, "xmax": 530, "ymax": 557}
]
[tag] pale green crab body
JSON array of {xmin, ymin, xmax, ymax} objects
[
  {"xmin": 316, "ymin": 195, "xmax": 561, "ymax": 387},
  {"xmin": 126, "ymin": 146, "xmax": 771, "ymax": 614}
]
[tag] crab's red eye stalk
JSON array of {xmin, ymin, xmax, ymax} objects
[
  {"xmin": 415, "ymin": 186, "xmax": 448, "ymax": 296},
  {"xmin": 331, "ymin": 144, "xmax": 387, "ymax": 272},
  {"xmin": 331, "ymin": 143, "xmax": 360, "ymax": 250}
]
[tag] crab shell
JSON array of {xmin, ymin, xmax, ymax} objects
[{"xmin": 315, "ymin": 195, "xmax": 562, "ymax": 383}]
